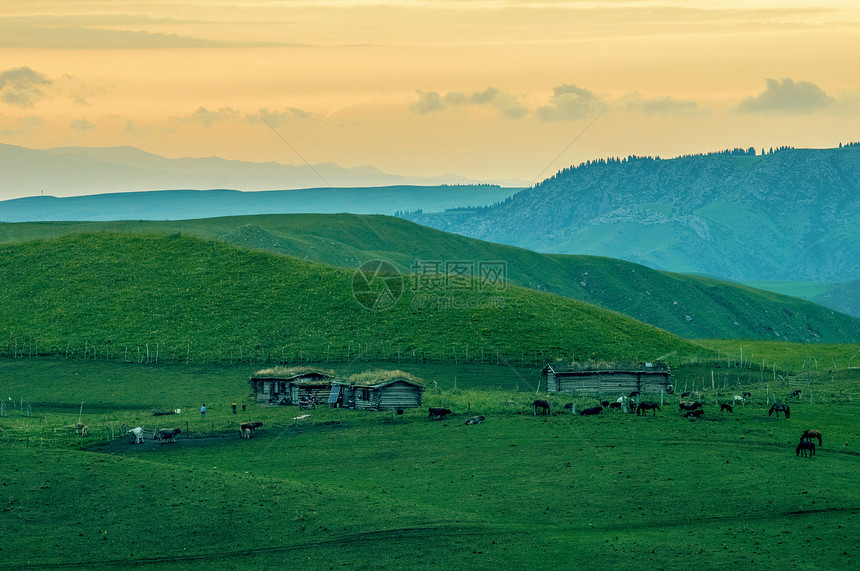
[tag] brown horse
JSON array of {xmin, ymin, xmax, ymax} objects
[
  {"xmin": 768, "ymin": 403, "xmax": 790, "ymax": 418},
  {"xmin": 533, "ymin": 400, "xmax": 550, "ymax": 415},
  {"xmin": 796, "ymin": 441, "xmax": 815, "ymax": 457},
  {"xmin": 801, "ymin": 430, "xmax": 822, "ymax": 446},
  {"xmin": 720, "ymin": 403, "xmax": 733, "ymax": 414},
  {"xmin": 636, "ymin": 402, "xmax": 660, "ymax": 416}
]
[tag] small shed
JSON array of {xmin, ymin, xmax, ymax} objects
[
  {"xmin": 248, "ymin": 367, "xmax": 337, "ymax": 405},
  {"xmin": 339, "ymin": 370, "xmax": 424, "ymax": 411},
  {"xmin": 542, "ymin": 362, "xmax": 672, "ymax": 396}
]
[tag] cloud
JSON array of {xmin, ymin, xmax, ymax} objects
[
  {"xmin": 536, "ymin": 84, "xmax": 607, "ymax": 121},
  {"xmin": 180, "ymin": 106, "xmax": 241, "ymax": 127},
  {"xmin": 70, "ymin": 119, "xmax": 95, "ymax": 131},
  {"xmin": 621, "ymin": 92, "xmax": 707, "ymax": 116},
  {"xmin": 735, "ymin": 78, "xmax": 835, "ymax": 114},
  {"xmin": 247, "ymin": 108, "xmax": 314, "ymax": 128},
  {"xmin": 0, "ymin": 67, "xmax": 52, "ymax": 107},
  {"xmin": 410, "ymin": 87, "xmax": 528, "ymax": 119}
]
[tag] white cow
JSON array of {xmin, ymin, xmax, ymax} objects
[
  {"xmin": 128, "ymin": 426, "xmax": 144, "ymax": 444},
  {"xmin": 732, "ymin": 395, "xmax": 745, "ymax": 405}
]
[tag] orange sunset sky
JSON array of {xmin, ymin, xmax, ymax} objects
[{"xmin": 2, "ymin": 1, "xmax": 860, "ymax": 189}]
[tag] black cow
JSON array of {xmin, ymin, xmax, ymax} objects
[
  {"xmin": 679, "ymin": 401, "xmax": 703, "ymax": 412},
  {"xmin": 428, "ymin": 407, "xmax": 452, "ymax": 420},
  {"xmin": 742, "ymin": 391, "xmax": 752, "ymax": 399},
  {"xmin": 636, "ymin": 402, "xmax": 660, "ymax": 416},
  {"xmin": 609, "ymin": 402, "xmax": 622, "ymax": 410},
  {"xmin": 579, "ymin": 406, "xmax": 603, "ymax": 416},
  {"xmin": 720, "ymin": 403, "xmax": 733, "ymax": 414},
  {"xmin": 684, "ymin": 409, "xmax": 704, "ymax": 419},
  {"xmin": 563, "ymin": 402, "xmax": 574, "ymax": 412},
  {"xmin": 240, "ymin": 421, "xmax": 263, "ymax": 438},
  {"xmin": 157, "ymin": 428, "xmax": 182, "ymax": 443},
  {"xmin": 791, "ymin": 389, "xmax": 802, "ymax": 399}
]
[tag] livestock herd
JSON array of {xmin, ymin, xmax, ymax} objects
[{"xmin": 123, "ymin": 388, "xmax": 820, "ymax": 459}]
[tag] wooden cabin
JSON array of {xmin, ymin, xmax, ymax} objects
[
  {"xmin": 337, "ymin": 370, "xmax": 424, "ymax": 411},
  {"xmin": 248, "ymin": 367, "xmax": 337, "ymax": 405},
  {"xmin": 542, "ymin": 363, "xmax": 672, "ymax": 396}
]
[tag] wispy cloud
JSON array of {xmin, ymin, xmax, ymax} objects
[
  {"xmin": 180, "ymin": 107, "xmax": 241, "ymax": 127},
  {"xmin": 536, "ymin": 84, "xmax": 607, "ymax": 121},
  {"xmin": 0, "ymin": 67, "xmax": 52, "ymax": 107},
  {"xmin": 621, "ymin": 92, "xmax": 708, "ymax": 116},
  {"xmin": 247, "ymin": 108, "xmax": 315, "ymax": 128},
  {"xmin": 411, "ymin": 87, "xmax": 528, "ymax": 119},
  {"xmin": 70, "ymin": 119, "xmax": 95, "ymax": 131},
  {"xmin": 735, "ymin": 78, "xmax": 835, "ymax": 114}
]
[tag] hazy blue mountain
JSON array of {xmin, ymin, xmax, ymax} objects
[
  {"xmin": 0, "ymin": 143, "xmax": 527, "ymax": 198},
  {"xmin": 812, "ymin": 279, "xmax": 860, "ymax": 320},
  {"xmin": 403, "ymin": 145, "xmax": 860, "ymax": 283},
  {"xmin": 0, "ymin": 186, "xmax": 517, "ymax": 222}
]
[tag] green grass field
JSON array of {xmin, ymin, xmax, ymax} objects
[{"xmin": 1, "ymin": 357, "xmax": 858, "ymax": 569}]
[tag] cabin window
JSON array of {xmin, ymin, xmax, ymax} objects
[{"xmin": 361, "ymin": 388, "xmax": 370, "ymax": 400}]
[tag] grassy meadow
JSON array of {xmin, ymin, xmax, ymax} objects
[{"xmin": 1, "ymin": 356, "xmax": 859, "ymax": 569}]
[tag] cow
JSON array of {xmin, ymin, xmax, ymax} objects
[
  {"xmin": 600, "ymin": 401, "xmax": 610, "ymax": 408},
  {"xmin": 240, "ymin": 421, "xmax": 263, "ymax": 438},
  {"xmin": 796, "ymin": 441, "xmax": 815, "ymax": 457},
  {"xmin": 532, "ymin": 400, "xmax": 550, "ymax": 416},
  {"xmin": 128, "ymin": 427, "xmax": 144, "ymax": 444},
  {"xmin": 801, "ymin": 430, "xmax": 822, "ymax": 446},
  {"xmin": 684, "ymin": 409, "xmax": 704, "ymax": 419},
  {"xmin": 791, "ymin": 389, "xmax": 802, "ymax": 399},
  {"xmin": 579, "ymin": 406, "xmax": 603, "ymax": 416},
  {"xmin": 609, "ymin": 402, "xmax": 622, "ymax": 410},
  {"xmin": 742, "ymin": 392, "xmax": 752, "ymax": 399},
  {"xmin": 636, "ymin": 402, "xmax": 660, "ymax": 416},
  {"xmin": 428, "ymin": 407, "xmax": 452, "ymax": 420},
  {"xmin": 680, "ymin": 391, "xmax": 691, "ymax": 398},
  {"xmin": 732, "ymin": 395, "xmax": 745, "ymax": 405},
  {"xmin": 563, "ymin": 402, "xmax": 574, "ymax": 412},
  {"xmin": 679, "ymin": 401, "xmax": 703, "ymax": 412},
  {"xmin": 157, "ymin": 428, "xmax": 182, "ymax": 443},
  {"xmin": 720, "ymin": 403, "xmax": 733, "ymax": 414},
  {"xmin": 464, "ymin": 415, "xmax": 485, "ymax": 425}
]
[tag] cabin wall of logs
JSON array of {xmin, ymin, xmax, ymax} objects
[{"xmin": 543, "ymin": 365, "xmax": 672, "ymax": 396}]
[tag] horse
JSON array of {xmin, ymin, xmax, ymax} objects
[
  {"xmin": 732, "ymin": 395, "xmax": 744, "ymax": 405},
  {"xmin": 720, "ymin": 403, "xmax": 733, "ymax": 414},
  {"xmin": 684, "ymin": 409, "xmax": 704, "ymax": 419},
  {"xmin": 579, "ymin": 406, "xmax": 603, "ymax": 416},
  {"xmin": 533, "ymin": 400, "xmax": 550, "ymax": 416},
  {"xmin": 636, "ymin": 402, "xmax": 660, "ymax": 416},
  {"xmin": 679, "ymin": 401, "xmax": 703, "ymax": 412},
  {"xmin": 769, "ymin": 403, "xmax": 790, "ymax": 418},
  {"xmin": 240, "ymin": 421, "xmax": 263, "ymax": 438},
  {"xmin": 800, "ymin": 430, "xmax": 822, "ymax": 446},
  {"xmin": 563, "ymin": 402, "xmax": 574, "ymax": 413},
  {"xmin": 128, "ymin": 427, "xmax": 144, "ymax": 444},
  {"xmin": 796, "ymin": 441, "xmax": 815, "ymax": 457}
]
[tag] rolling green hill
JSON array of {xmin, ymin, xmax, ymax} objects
[
  {"xmin": 1, "ymin": 214, "xmax": 858, "ymax": 343},
  {"xmin": 0, "ymin": 232, "xmax": 701, "ymax": 365}
]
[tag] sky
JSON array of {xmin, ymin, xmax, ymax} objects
[{"xmin": 2, "ymin": 1, "xmax": 860, "ymax": 191}]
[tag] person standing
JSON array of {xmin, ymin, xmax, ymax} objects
[{"xmin": 200, "ymin": 404, "xmax": 206, "ymax": 419}]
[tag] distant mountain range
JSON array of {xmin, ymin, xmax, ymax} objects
[
  {"xmin": 0, "ymin": 143, "xmax": 527, "ymax": 199},
  {"xmin": 403, "ymin": 145, "xmax": 860, "ymax": 284}
]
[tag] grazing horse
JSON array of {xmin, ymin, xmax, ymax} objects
[
  {"xmin": 769, "ymin": 404, "xmax": 790, "ymax": 419},
  {"xmin": 533, "ymin": 400, "xmax": 550, "ymax": 416},
  {"xmin": 720, "ymin": 403, "xmax": 733, "ymax": 414},
  {"xmin": 801, "ymin": 430, "xmax": 822, "ymax": 446},
  {"xmin": 796, "ymin": 441, "xmax": 815, "ymax": 457},
  {"xmin": 579, "ymin": 406, "xmax": 603, "ymax": 416},
  {"xmin": 684, "ymin": 409, "xmax": 704, "ymax": 419},
  {"xmin": 464, "ymin": 415, "xmax": 485, "ymax": 425},
  {"xmin": 428, "ymin": 407, "xmax": 452, "ymax": 420},
  {"xmin": 679, "ymin": 401, "xmax": 703, "ymax": 412},
  {"xmin": 636, "ymin": 402, "xmax": 660, "ymax": 416},
  {"xmin": 128, "ymin": 427, "xmax": 144, "ymax": 444}
]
